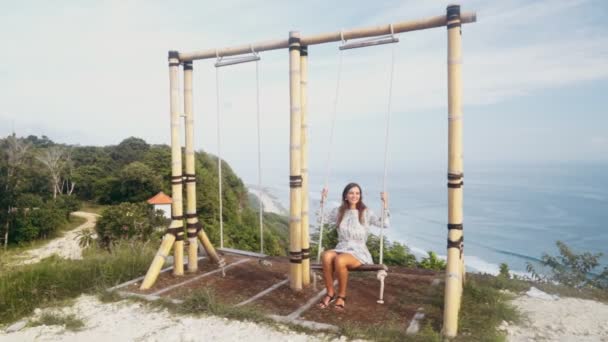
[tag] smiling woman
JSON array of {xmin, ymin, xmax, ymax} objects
[{"xmin": 316, "ymin": 182, "xmax": 389, "ymax": 311}]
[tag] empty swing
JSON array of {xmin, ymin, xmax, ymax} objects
[
  {"xmin": 311, "ymin": 27, "xmax": 398, "ymax": 304},
  {"xmin": 214, "ymin": 47, "xmax": 268, "ymax": 260}
]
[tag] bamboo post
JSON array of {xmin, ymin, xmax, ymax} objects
[
  {"xmin": 183, "ymin": 61, "xmax": 199, "ymax": 272},
  {"xmin": 443, "ymin": 4, "xmax": 464, "ymax": 338},
  {"xmin": 288, "ymin": 31, "xmax": 303, "ymax": 291},
  {"xmin": 140, "ymin": 51, "xmax": 184, "ymax": 289},
  {"xmin": 183, "ymin": 61, "xmax": 222, "ymax": 267},
  {"xmin": 300, "ymin": 45, "xmax": 310, "ymax": 286}
]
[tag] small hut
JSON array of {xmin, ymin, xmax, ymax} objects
[{"xmin": 147, "ymin": 191, "xmax": 172, "ymax": 219}]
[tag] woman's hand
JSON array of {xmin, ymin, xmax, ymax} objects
[
  {"xmin": 321, "ymin": 187, "xmax": 328, "ymax": 203},
  {"xmin": 380, "ymin": 192, "xmax": 388, "ymax": 209}
]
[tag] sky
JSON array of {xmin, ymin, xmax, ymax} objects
[{"xmin": 1, "ymin": 0, "xmax": 607, "ymax": 184}]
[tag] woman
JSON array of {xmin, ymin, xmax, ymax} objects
[{"xmin": 317, "ymin": 182, "xmax": 389, "ymax": 311}]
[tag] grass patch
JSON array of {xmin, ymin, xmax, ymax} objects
[
  {"xmin": 340, "ymin": 321, "xmax": 442, "ymax": 342},
  {"xmin": 456, "ymin": 279, "xmax": 522, "ymax": 341},
  {"xmin": 96, "ymin": 288, "xmax": 124, "ymax": 303},
  {"xmin": 393, "ymin": 274, "xmax": 523, "ymax": 341},
  {"xmin": 29, "ymin": 312, "xmax": 85, "ymax": 331},
  {"xmin": 0, "ymin": 241, "xmax": 155, "ymax": 325}
]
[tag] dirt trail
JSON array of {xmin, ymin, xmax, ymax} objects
[{"xmin": 19, "ymin": 211, "xmax": 99, "ymax": 265}]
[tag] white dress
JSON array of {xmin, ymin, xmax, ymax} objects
[{"xmin": 318, "ymin": 207, "xmax": 390, "ymax": 264}]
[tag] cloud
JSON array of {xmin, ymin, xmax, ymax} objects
[{"xmin": 0, "ymin": 0, "xmax": 607, "ymax": 178}]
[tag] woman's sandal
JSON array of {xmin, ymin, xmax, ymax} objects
[
  {"xmin": 333, "ymin": 296, "xmax": 347, "ymax": 312},
  {"xmin": 317, "ymin": 294, "xmax": 336, "ymax": 309}
]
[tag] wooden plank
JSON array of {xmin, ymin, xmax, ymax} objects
[
  {"xmin": 235, "ymin": 279, "xmax": 289, "ymax": 307},
  {"xmin": 218, "ymin": 247, "xmax": 267, "ymax": 259}
]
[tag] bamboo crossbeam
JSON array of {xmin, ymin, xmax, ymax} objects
[{"xmin": 178, "ymin": 12, "xmax": 476, "ymax": 61}]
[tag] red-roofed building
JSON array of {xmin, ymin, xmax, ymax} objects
[{"xmin": 147, "ymin": 192, "xmax": 172, "ymax": 218}]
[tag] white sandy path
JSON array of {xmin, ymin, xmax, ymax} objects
[
  {"xmin": 0, "ymin": 295, "xmax": 338, "ymax": 342},
  {"xmin": 505, "ymin": 294, "xmax": 608, "ymax": 341},
  {"xmin": 20, "ymin": 211, "xmax": 100, "ymax": 265}
]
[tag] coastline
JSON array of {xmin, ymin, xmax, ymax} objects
[{"xmin": 247, "ymin": 185, "xmax": 288, "ymax": 216}]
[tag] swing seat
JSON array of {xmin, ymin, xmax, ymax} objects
[
  {"xmin": 218, "ymin": 247, "xmax": 267, "ymax": 259},
  {"xmin": 310, "ymin": 262, "xmax": 389, "ymax": 304},
  {"xmin": 310, "ymin": 263, "xmax": 388, "ymax": 272}
]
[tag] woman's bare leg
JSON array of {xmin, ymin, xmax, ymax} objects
[
  {"xmin": 320, "ymin": 250, "xmax": 337, "ymax": 305},
  {"xmin": 333, "ymin": 253, "xmax": 362, "ymax": 308}
]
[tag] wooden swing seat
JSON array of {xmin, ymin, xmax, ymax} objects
[{"xmin": 310, "ymin": 263, "xmax": 388, "ymax": 272}]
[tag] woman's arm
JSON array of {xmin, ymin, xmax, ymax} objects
[{"xmin": 316, "ymin": 187, "xmax": 338, "ymax": 225}]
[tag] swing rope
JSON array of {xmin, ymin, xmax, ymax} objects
[
  {"xmin": 316, "ymin": 46, "xmax": 344, "ymax": 262},
  {"xmin": 215, "ymin": 65, "xmax": 224, "ymax": 249},
  {"xmin": 379, "ymin": 37, "xmax": 397, "ymax": 265},
  {"xmin": 255, "ymin": 56, "xmax": 264, "ymax": 255},
  {"xmin": 215, "ymin": 51, "xmax": 265, "ymax": 255}
]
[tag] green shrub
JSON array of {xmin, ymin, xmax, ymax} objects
[
  {"xmin": 96, "ymin": 202, "xmax": 167, "ymax": 249},
  {"xmin": 418, "ymin": 251, "xmax": 446, "ymax": 271},
  {"xmin": 526, "ymin": 240, "xmax": 608, "ymax": 289},
  {"xmin": 499, "ymin": 263, "xmax": 511, "ymax": 279}
]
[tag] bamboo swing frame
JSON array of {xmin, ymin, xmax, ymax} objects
[{"xmin": 140, "ymin": 5, "xmax": 475, "ymax": 338}]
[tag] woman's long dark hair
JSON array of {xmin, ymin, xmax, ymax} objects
[{"xmin": 336, "ymin": 182, "xmax": 367, "ymax": 225}]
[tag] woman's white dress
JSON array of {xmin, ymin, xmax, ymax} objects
[{"xmin": 319, "ymin": 207, "xmax": 390, "ymax": 264}]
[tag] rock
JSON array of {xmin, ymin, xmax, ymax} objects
[
  {"xmin": 5, "ymin": 319, "xmax": 28, "ymax": 333},
  {"xmin": 34, "ymin": 308, "xmax": 42, "ymax": 315}
]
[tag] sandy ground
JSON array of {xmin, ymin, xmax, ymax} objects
[
  {"xmin": 0, "ymin": 295, "xmax": 338, "ymax": 342},
  {"xmin": 19, "ymin": 211, "xmax": 99, "ymax": 265},
  {"xmin": 504, "ymin": 288, "xmax": 608, "ymax": 341}
]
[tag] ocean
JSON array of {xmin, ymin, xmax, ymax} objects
[{"xmin": 257, "ymin": 161, "xmax": 608, "ymax": 275}]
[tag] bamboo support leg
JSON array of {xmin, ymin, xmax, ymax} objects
[
  {"xmin": 197, "ymin": 230, "xmax": 223, "ymax": 266},
  {"xmin": 173, "ymin": 238, "xmax": 184, "ymax": 276},
  {"xmin": 187, "ymin": 235, "xmax": 198, "ymax": 272},
  {"xmin": 140, "ymin": 233, "xmax": 176, "ymax": 290}
]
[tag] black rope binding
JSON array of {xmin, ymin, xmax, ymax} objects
[
  {"xmin": 289, "ymin": 251, "xmax": 302, "ymax": 264},
  {"xmin": 447, "ymin": 223, "xmax": 463, "ymax": 230},
  {"xmin": 301, "ymin": 248, "xmax": 310, "ymax": 260},
  {"xmin": 290, "ymin": 175, "xmax": 303, "ymax": 188},
  {"xmin": 447, "ymin": 181, "xmax": 463, "ymax": 188},
  {"xmin": 447, "ymin": 236, "xmax": 463, "ymax": 249}
]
